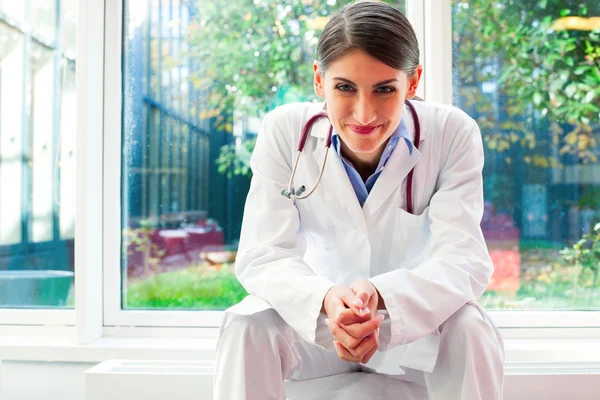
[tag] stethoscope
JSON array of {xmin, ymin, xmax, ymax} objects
[{"xmin": 281, "ymin": 99, "xmax": 421, "ymax": 214}]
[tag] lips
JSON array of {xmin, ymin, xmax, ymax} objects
[{"xmin": 347, "ymin": 124, "xmax": 381, "ymax": 135}]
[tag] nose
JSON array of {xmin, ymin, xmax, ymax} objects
[{"xmin": 353, "ymin": 94, "xmax": 377, "ymax": 125}]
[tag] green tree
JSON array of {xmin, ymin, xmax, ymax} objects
[
  {"xmin": 186, "ymin": 0, "xmax": 405, "ymax": 177},
  {"xmin": 561, "ymin": 222, "xmax": 600, "ymax": 300},
  {"xmin": 186, "ymin": 0, "xmax": 599, "ymax": 177},
  {"xmin": 454, "ymin": 0, "xmax": 600, "ymax": 167}
]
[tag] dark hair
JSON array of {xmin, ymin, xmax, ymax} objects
[{"xmin": 316, "ymin": 1, "xmax": 420, "ymax": 76}]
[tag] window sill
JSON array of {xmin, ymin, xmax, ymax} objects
[
  {"xmin": 0, "ymin": 334, "xmax": 216, "ymax": 363},
  {"xmin": 1, "ymin": 330, "xmax": 600, "ymax": 364}
]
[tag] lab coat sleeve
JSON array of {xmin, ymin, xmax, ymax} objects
[
  {"xmin": 234, "ymin": 109, "xmax": 336, "ymax": 346},
  {"xmin": 369, "ymin": 120, "xmax": 493, "ymax": 349}
]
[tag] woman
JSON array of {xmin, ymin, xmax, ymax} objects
[{"xmin": 214, "ymin": 1, "xmax": 504, "ymax": 399}]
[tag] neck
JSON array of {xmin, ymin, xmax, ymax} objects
[{"xmin": 340, "ymin": 140, "xmax": 386, "ymax": 181}]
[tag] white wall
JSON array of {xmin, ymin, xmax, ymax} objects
[{"xmin": 0, "ymin": 361, "xmax": 94, "ymax": 400}]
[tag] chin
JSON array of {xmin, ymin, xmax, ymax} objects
[{"xmin": 346, "ymin": 140, "xmax": 381, "ymax": 155}]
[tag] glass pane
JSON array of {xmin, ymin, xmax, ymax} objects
[
  {"xmin": 0, "ymin": 1, "xmax": 25, "ymax": 24},
  {"xmin": 30, "ymin": 0, "xmax": 57, "ymax": 43},
  {"xmin": 0, "ymin": 1, "xmax": 76, "ymax": 308},
  {"xmin": 60, "ymin": 0, "xmax": 77, "ymax": 57},
  {"xmin": 452, "ymin": 0, "xmax": 600, "ymax": 309},
  {"xmin": 121, "ymin": 0, "xmax": 406, "ymax": 310}
]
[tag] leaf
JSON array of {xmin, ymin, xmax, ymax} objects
[
  {"xmin": 583, "ymin": 91, "xmax": 595, "ymax": 104},
  {"xmin": 565, "ymin": 83, "xmax": 577, "ymax": 98},
  {"xmin": 560, "ymin": 9, "xmax": 571, "ymax": 17},
  {"xmin": 533, "ymin": 92, "xmax": 543, "ymax": 106}
]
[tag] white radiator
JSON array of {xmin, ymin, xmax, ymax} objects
[
  {"xmin": 85, "ymin": 360, "xmax": 214, "ymax": 400},
  {"xmin": 85, "ymin": 360, "xmax": 600, "ymax": 400}
]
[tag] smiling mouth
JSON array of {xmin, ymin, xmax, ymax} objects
[{"xmin": 347, "ymin": 124, "xmax": 382, "ymax": 135}]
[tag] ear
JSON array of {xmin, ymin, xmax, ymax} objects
[
  {"xmin": 405, "ymin": 65, "xmax": 423, "ymax": 99},
  {"xmin": 313, "ymin": 61, "xmax": 325, "ymax": 98}
]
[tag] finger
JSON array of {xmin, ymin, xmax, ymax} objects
[
  {"xmin": 342, "ymin": 314, "xmax": 384, "ymax": 339},
  {"xmin": 360, "ymin": 332, "xmax": 380, "ymax": 364},
  {"xmin": 352, "ymin": 279, "xmax": 376, "ymax": 299},
  {"xmin": 326, "ymin": 319, "xmax": 362, "ymax": 349},
  {"xmin": 334, "ymin": 341, "xmax": 361, "ymax": 363},
  {"xmin": 338, "ymin": 290, "xmax": 371, "ymax": 318},
  {"xmin": 336, "ymin": 308, "xmax": 372, "ymax": 325},
  {"xmin": 347, "ymin": 334, "xmax": 375, "ymax": 359},
  {"xmin": 352, "ymin": 291, "xmax": 370, "ymax": 310},
  {"xmin": 331, "ymin": 296, "xmax": 348, "ymax": 320}
]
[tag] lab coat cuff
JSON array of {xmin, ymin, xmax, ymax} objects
[
  {"xmin": 304, "ymin": 280, "xmax": 336, "ymax": 348},
  {"xmin": 369, "ymin": 276, "xmax": 406, "ymax": 349}
]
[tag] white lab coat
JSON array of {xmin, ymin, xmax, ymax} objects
[{"xmin": 226, "ymin": 100, "xmax": 497, "ymax": 376}]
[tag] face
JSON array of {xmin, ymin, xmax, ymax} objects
[{"xmin": 313, "ymin": 50, "xmax": 422, "ymax": 166}]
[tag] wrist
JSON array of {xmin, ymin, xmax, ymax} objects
[
  {"xmin": 375, "ymin": 287, "xmax": 386, "ymax": 310},
  {"xmin": 321, "ymin": 286, "xmax": 334, "ymax": 314}
]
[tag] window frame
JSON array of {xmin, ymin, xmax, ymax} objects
[{"xmin": 1, "ymin": 0, "xmax": 600, "ymax": 336}]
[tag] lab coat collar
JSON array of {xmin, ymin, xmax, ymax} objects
[
  {"xmin": 312, "ymin": 144, "xmax": 368, "ymax": 233},
  {"xmin": 311, "ymin": 138, "xmax": 422, "ymax": 228},
  {"xmin": 309, "ymin": 101, "xmax": 424, "ymax": 221},
  {"xmin": 308, "ymin": 101, "xmax": 427, "ymax": 144},
  {"xmin": 362, "ymin": 143, "xmax": 422, "ymax": 218}
]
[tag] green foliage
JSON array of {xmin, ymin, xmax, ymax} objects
[
  {"xmin": 123, "ymin": 219, "xmax": 167, "ymax": 276},
  {"xmin": 216, "ymin": 137, "xmax": 256, "ymax": 178},
  {"xmin": 186, "ymin": 0, "xmax": 404, "ymax": 177},
  {"xmin": 561, "ymin": 222, "xmax": 600, "ymax": 299},
  {"xmin": 189, "ymin": 0, "xmax": 599, "ymax": 177},
  {"xmin": 454, "ymin": 0, "xmax": 600, "ymax": 165}
]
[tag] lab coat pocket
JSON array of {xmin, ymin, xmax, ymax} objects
[{"xmin": 389, "ymin": 206, "xmax": 431, "ymax": 270}]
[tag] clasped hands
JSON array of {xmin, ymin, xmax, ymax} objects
[{"xmin": 322, "ymin": 279, "xmax": 385, "ymax": 364}]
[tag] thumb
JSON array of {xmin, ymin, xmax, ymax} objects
[
  {"xmin": 352, "ymin": 291, "xmax": 370, "ymax": 309},
  {"xmin": 352, "ymin": 279, "xmax": 376, "ymax": 305}
]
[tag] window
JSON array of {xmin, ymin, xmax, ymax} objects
[
  {"xmin": 119, "ymin": 0, "xmax": 406, "ymax": 312},
  {"xmin": 0, "ymin": 0, "xmax": 77, "ymax": 309},
  {"xmin": 452, "ymin": 0, "xmax": 600, "ymax": 310},
  {"xmin": 3, "ymin": 0, "xmax": 599, "ymax": 334}
]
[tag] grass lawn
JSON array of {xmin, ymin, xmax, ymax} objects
[{"xmin": 125, "ymin": 265, "xmax": 248, "ymax": 310}]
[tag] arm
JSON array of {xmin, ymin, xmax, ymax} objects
[
  {"xmin": 369, "ymin": 120, "xmax": 493, "ymax": 349},
  {"xmin": 235, "ymin": 109, "xmax": 335, "ymax": 345}
]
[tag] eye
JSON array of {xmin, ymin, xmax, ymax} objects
[
  {"xmin": 375, "ymin": 86, "xmax": 396, "ymax": 94},
  {"xmin": 335, "ymin": 84, "xmax": 355, "ymax": 92}
]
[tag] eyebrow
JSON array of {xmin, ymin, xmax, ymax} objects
[{"xmin": 333, "ymin": 77, "xmax": 399, "ymax": 88}]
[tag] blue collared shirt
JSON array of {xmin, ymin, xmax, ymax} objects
[{"xmin": 331, "ymin": 118, "xmax": 413, "ymax": 207}]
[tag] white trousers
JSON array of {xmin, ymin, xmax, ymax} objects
[{"xmin": 214, "ymin": 303, "xmax": 504, "ymax": 399}]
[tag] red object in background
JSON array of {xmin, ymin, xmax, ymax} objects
[
  {"xmin": 481, "ymin": 202, "xmax": 521, "ymax": 293},
  {"xmin": 125, "ymin": 217, "xmax": 224, "ymax": 278},
  {"xmin": 487, "ymin": 249, "xmax": 521, "ymax": 292}
]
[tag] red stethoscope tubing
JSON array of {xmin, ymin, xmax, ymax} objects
[{"xmin": 287, "ymin": 99, "xmax": 421, "ymax": 213}]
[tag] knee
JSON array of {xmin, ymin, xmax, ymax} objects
[
  {"xmin": 219, "ymin": 309, "xmax": 289, "ymax": 345},
  {"xmin": 440, "ymin": 304, "xmax": 499, "ymax": 352}
]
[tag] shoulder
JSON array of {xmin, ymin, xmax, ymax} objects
[
  {"xmin": 411, "ymin": 101, "xmax": 481, "ymax": 151},
  {"xmin": 263, "ymin": 101, "xmax": 324, "ymax": 133},
  {"xmin": 412, "ymin": 101, "xmax": 477, "ymax": 134},
  {"xmin": 253, "ymin": 102, "xmax": 324, "ymax": 163}
]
